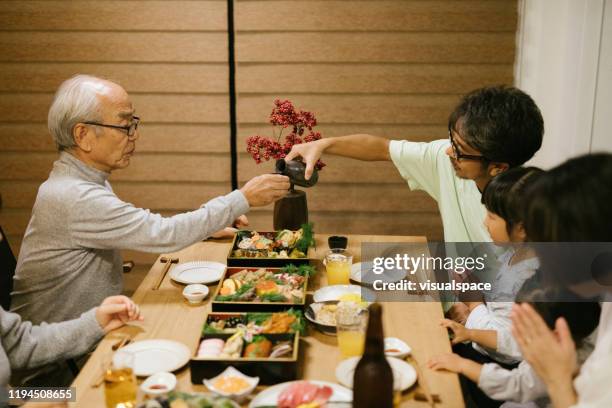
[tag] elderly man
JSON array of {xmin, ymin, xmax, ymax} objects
[{"xmin": 11, "ymin": 75, "xmax": 290, "ymax": 326}]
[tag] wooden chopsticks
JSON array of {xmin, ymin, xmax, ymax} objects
[
  {"xmin": 407, "ymin": 354, "xmax": 437, "ymax": 407},
  {"xmin": 152, "ymin": 257, "xmax": 178, "ymax": 290}
]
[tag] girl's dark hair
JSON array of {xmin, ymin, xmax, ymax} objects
[
  {"xmin": 517, "ymin": 283, "xmax": 600, "ymax": 346},
  {"xmin": 524, "ymin": 153, "xmax": 612, "ymax": 242},
  {"xmin": 449, "ymin": 86, "xmax": 544, "ymax": 167},
  {"xmin": 523, "ymin": 153, "xmax": 612, "ymax": 287},
  {"xmin": 481, "ymin": 166, "xmax": 543, "ymax": 234}
]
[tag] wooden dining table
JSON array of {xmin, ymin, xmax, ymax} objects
[{"xmin": 71, "ymin": 234, "xmax": 464, "ymax": 407}]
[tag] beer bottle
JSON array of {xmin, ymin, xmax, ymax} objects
[{"xmin": 353, "ymin": 303, "xmax": 394, "ymax": 408}]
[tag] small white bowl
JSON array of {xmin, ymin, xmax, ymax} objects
[
  {"xmin": 140, "ymin": 372, "xmax": 176, "ymax": 396},
  {"xmin": 384, "ymin": 337, "xmax": 411, "ymax": 359},
  {"xmin": 204, "ymin": 366, "xmax": 259, "ymax": 402},
  {"xmin": 182, "ymin": 284, "xmax": 209, "ymax": 304}
]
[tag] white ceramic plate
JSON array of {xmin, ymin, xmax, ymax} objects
[
  {"xmin": 384, "ymin": 337, "xmax": 412, "ymax": 359},
  {"xmin": 248, "ymin": 380, "xmax": 352, "ymax": 408},
  {"xmin": 169, "ymin": 261, "xmax": 226, "ymax": 285},
  {"xmin": 313, "ymin": 284, "xmax": 377, "ymax": 303},
  {"xmin": 114, "ymin": 339, "xmax": 191, "ymax": 377},
  {"xmin": 350, "ymin": 262, "xmax": 406, "ymax": 285},
  {"xmin": 335, "ymin": 356, "xmax": 417, "ymax": 391}
]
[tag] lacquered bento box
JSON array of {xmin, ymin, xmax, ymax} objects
[
  {"xmin": 190, "ymin": 311, "xmax": 303, "ymax": 385},
  {"xmin": 211, "ymin": 267, "xmax": 310, "ymax": 312},
  {"xmin": 226, "ymin": 230, "xmax": 314, "ymax": 268}
]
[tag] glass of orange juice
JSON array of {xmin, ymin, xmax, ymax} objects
[
  {"xmin": 336, "ymin": 301, "xmax": 368, "ymax": 359},
  {"xmin": 103, "ymin": 351, "xmax": 137, "ymax": 408},
  {"xmin": 324, "ymin": 249, "xmax": 353, "ymax": 285}
]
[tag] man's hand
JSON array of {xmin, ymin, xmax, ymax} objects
[
  {"xmin": 240, "ymin": 174, "xmax": 290, "ymax": 207},
  {"xmin": 210, "ymin": 215, "xmax": 250, "ymax": 239},
  {"xmin": 232, "ymin": 215, "xmax": 249, "ymax": 229},
  {"xmin": 95, "ymin": 295, "xmax": 143, "ymax": 333},
  {"xmin": 285, "ymin": 139, "xmax": 329, "ymax": 180}
]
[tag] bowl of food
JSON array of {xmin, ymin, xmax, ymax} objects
[
  {"xmin": 306, "ymin": 295, "xmax": 370, "ymax": 336},
  {"xmin": 204, "ymin": 366, "xmax": 259, "ymax": 402},
  {"xmin": 140, "ymin": 372, "xmax": 177, "ymax": 396},
  {"xmin": 305, "ymin": 301, "xmax": 339, "ymax": 335},
  {"xmin": 384, "ymin": 337, "xmax": 411, "ymax": 359}
]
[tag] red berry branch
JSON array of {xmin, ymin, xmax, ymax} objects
[{"xmin": 246, "ymin": 99, "xmax": 326, "ymax": 170}]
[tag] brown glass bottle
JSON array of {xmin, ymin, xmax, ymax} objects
[{"xmin": 353, "ymin": 303, "xmax": 394, "ymax": 408}]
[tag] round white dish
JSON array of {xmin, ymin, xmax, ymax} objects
[
  {"xmin": 305, "ymin": 301, "xmax": 338, "ymax": 336},
  {"xmin": 350, "ymin": 261, "xmax": 407, "ymax": 285},
  {"xmin": 313, "ymin": 284, "xmax": 376, "ymax": 303},
  {"xmin": 248, "ymin": 380, "xmax": 352, "ymax": 408},
  {"xmin": 204, "ymin": 366, "xmax": 259, "ymax": 402},
  {"xmin": 182, "ymin": 284, "xmax": 209, "ymax": 304},
  {"xmin": 384, "ymin": 337, "xmax": 412, "ymax": 359},
  {"xmin": 114, "ymin": 339, "xmax": 191, "ymax": 377},
  {"xmin": 169, "ymin": 261, "xmax": 226, "ymax": 285},
  {"xmin": 140, "ymin": 372, "xmax": 177, "ymax": 395},
  {"xmin": 335, "ymin": 356, "xmax": 417, "ymax": 391}
]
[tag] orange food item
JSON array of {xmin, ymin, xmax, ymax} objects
[
  {"xmin": 262, "ymin": 313, "xmax": 297, "ymax": 334},
  {"xmin": 243, "ymin": 338, "xmax": 273, "ymax": 358},
  {"xmin": 255, "ymin": 280, "xmax": 278, "ymax": 297},
  {"xmin": 212, "ymin": 376, "xmax": 250, "ymax": 393}
]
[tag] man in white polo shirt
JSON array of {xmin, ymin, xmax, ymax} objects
[{"xmin": 285, "ymin": 86, "xmax": 544, "ymax": 243}]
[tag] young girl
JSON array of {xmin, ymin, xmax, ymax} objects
[
  {"xmin": 428, "ymin": 288, "xmax": 600, "ymax": 408},
  {"xmin": 446, "ymin": 166, "xmax": 543, "ymax": 365}
]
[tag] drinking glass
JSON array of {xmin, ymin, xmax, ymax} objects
[
  {"xmin": 103, "ymin": 351, "xmax": 137, "ymax": 408},
  {"xmin": 325, "ymin": 249, "xmax": 353, "ymax": 285},
  {"xmin": 336, "ymin": 302, "xmax": 368, "ymax": 359}
]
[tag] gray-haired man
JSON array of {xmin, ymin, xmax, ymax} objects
[{"xmin": 11, "ymin": 75, "xmax": 290, "ymax": 326}]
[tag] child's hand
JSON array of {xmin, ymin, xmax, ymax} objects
[
  {"xmin": 95, "ymin": 295, "xmax": 143, "ymax": 333},
  {"xmin": 440, "ymin": 318, "xmax": 471, "ymax": 344},
  {"xmin": 427, "ymin": 353, "xmax": 465, "ymax": 373},
  {"xmin": 446, "ymin": 302, "xmax": 469, "ymax": 324}
]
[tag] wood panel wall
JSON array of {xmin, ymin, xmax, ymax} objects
[
  {"xmin": 0, "ymin": 1, "xmax": 230, "ymax": 268},
  {"xmin": 0, "ymin": 0, "xmax": 517, "ymax": 271},
  {"xmin": 234, "ymin": 0, "xmax": 517, "ymax": 238}
]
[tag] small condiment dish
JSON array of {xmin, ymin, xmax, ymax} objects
[
  {"xmin": 384, "ymin": 337, "xmax": 411, "ymax": 359},
  {"xmin": 204, "ymin": 366, "xmax": 259, "ymax": 402},
  {"xmin": 140, "ymin": 372, "xmax": 176, "ymax": 396},
  {"xmin": 182, "ymin": 284, "xmax": 209, "ymax": 304}
]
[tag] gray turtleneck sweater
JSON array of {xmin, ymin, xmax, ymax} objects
[
  {"xmin": 0, "ymin": 307, "xmax": 103, "ymax": 395},
  {"xmin": 11, "ymin": 152, "xmax": 249, "ymax": 325}
]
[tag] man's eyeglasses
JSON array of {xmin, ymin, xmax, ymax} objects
[
  {"xmin": 83, "ymin": 116, "xmax": 140, "ymax": 139},
  {"xmin": 448, "ymin": 126, "xmax": 489, "ymax": 162}
]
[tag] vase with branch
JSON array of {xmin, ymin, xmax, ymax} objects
[{"xmin": 246, "ymin": 99, "xmax": 325, "ymax": 229}]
